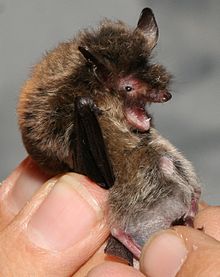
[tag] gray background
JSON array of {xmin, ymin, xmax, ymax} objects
[{"xmin": 0, "ymin": 0, "xmax": 219, "ymax": 204}]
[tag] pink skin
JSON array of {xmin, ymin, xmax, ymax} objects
[
  {"xmin": 118, "ymin": 76, "xmax": 171, "ymax": 104},
  {"xmin": 159, "ymin": 156, "xmax": 175, "ymax": 175},
  {"xmin": 111, "ymin": 228, "xmax": 142, "ymax": 259},
  {"xmin": 125, "ymin": 106, "xmax": 151, "ymax": 132},
  {"xmin": 186, "ymin": 189, "xmax": 201, "ymax": 222},
  {"xmin": 117, "ymin": 75, "xmax": 171, "ymax": 131}
]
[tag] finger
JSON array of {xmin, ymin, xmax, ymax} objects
[
  {"xmin": 198, "ymin": 200, "xmax": 209, "ymax": 211},
  {"xmin": 75, "ymin": 242, "xmax": 130, "ymax": 276},
  {"xmin": 194, "ymin": 206, "xmax": 220, "ymax": 241},
  {"xmin": 0, "ymin": 173, "xmax": 109, "ymax": 276},
  {"xmin": 80, "ymin": 203, "xmax": 219, "ymax": 276},
  {"xmin": 0, "ymin": 157, "xmax": 50, "ymax": 230},
  {"xmin": 87, "ymin": 261, "xmax": 144, "ymax": 277},
  {"xmin": 140, "ymin": 226, "xmax": 220, "ymax": 277},
  {"xmin": 74, "ymin": 244, "xmax": 108, "ymax": 277}
]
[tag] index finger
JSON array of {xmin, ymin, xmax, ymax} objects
[
  {"xmin": 198, "ymin": 200, "xmax": 209, "ymax": 211},
  {"xmin": 194, "ymin": 205, "xmax": 220, "ymax": 241}
]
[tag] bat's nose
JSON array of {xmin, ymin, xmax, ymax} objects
[
  {"xmin": 146, "ymin": 89, "xmax": 172, "ymax": 103},
  {"xmin": 161, "ymin": 90, "xmax": 172, "ymax": 102}
]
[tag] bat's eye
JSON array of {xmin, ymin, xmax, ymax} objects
[{"xmin": 125, "ymin": 86, "xmax": 133, "ymax": 92}]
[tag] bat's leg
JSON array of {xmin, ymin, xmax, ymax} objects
[
  {"xmin": 72, "ymin": 96, "xmax": 133, "ymax": 265},
  {"xmin": 72, "ymin": 96, "xmax": 115, "ymax": 189},
  {"xmin": 105, "ymin": 236, "xmax": 134, "ymax": 266}
]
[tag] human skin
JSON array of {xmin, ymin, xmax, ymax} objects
[{"xmin": 0, "ymin": 157, "xmax": 220, "ymax": 276}]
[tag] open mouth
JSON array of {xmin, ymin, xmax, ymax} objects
[
  {"xmin": 123, "ymin": 88, "xmax": 171, "ymax": 132},
  {"xmin": 124, "ymin": 99, "xmax": 151, "ymax": 132},
  {"xmin": 124, "ymin": 106, "xmax": 151, "ymax": 132}
]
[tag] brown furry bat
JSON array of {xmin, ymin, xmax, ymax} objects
[{"xmin": 18, "ymin": 8, "xmax": 201, "ymax": 263}]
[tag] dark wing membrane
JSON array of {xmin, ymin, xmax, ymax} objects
[
  {"xmin": 105, "ymin": 235, "xmax": 134, "ymax": 266},
  {"xmin": 72, "ymin": 96, "xmax": 115, "ymax": 189}
]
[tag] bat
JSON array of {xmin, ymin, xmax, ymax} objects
[{"xmin": 17, "ymin": 8, "xmax": 201, "ymax": 265}]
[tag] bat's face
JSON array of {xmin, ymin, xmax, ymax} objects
[
  {"xmin": 116, "ymin": 73, "xmax": 171, "ymax": 131},
  {"xmin": 79, "ymin": 8, "xmax": 172, "ymax": 132}
]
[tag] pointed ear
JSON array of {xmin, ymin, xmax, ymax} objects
[
  {"xmin": 135, "ymin": 8, "xmax": 159, "ymax": 50},
  {"xmin": 78, "ymin": 46, "xmax": 112, "ymax": 83}
]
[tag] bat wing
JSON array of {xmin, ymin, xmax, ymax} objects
[
  {"xmin": 104, "ymin": 236, "xmax": 134, "ymax": 266},
  {"xmin": 72, "ymin": 96, "xmax": 114, "ymax": 189},
  {"xmin": 72, "ymin": 96, "xmax": 133, "ymax": 266}
]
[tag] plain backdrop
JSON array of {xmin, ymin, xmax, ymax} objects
[{"xmin": 0, "ymin": 0, "xmax": 220, "ymax": 204}]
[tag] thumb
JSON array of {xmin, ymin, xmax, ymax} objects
[
  {"xmin": 140, "ymin": 226, "xmax": 220, "ymax": 277},
  {"xmin": 0, "ymin": 165, "xmax": 109, "ymax": 276}
]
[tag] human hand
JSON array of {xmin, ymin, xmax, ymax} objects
[
  {"xmin": 0, "ymin": 157, "xmax": 110, "ymax": 276},
  {"xmin": 1, "ymin": 158, "xmax": 220, "ymax": 276},
  {"xmin": 88, "ymin": 204, "xmax": 220, "ymax": 277}
]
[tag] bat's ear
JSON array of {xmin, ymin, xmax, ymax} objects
[
  {"xmin": 78, "ymin": 46, "xmax": 112, "ymax": 83},
  {"xmin": 135, "ymin": 8, "xmax": 159, "ymax": 50}
]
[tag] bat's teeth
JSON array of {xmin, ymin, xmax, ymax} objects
[{"xmin": 125, "ymin": 107, "xmax": 151, "ymax": 131}]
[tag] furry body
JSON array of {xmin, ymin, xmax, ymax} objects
[{"xmin": 18, "ymin": 9, "xmax": 201, "ymax": 257}]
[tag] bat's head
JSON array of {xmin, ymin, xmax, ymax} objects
[{"xmin": 78, "ymin": 8, "xmax": 172, "ymax": 132}]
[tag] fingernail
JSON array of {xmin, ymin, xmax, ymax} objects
[
  {"xmin": 27, "ymin": 173, "xmax": 107, "ymax": 251},
  {"xmin": 140, "ymin": 231, "xmax": 188, "ymax": 277},
  {"xmin": 6, "ymin": 158, "xmax": 50, "ymax": 214}
]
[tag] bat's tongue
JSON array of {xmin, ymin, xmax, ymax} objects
[{"xmin": 125, "ymin": 106, "xmax": 151, "ymax": 131}]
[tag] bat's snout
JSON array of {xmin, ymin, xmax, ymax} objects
[
  {"xmin": 161, "ymin": 90, "xmax": 172, "ymax": 102},
  {"xmin": 148, "ymin": 89, "xmax": 172, "ymax": 103}
]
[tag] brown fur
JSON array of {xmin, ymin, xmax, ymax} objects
[{"xmin": 18, "ymin": 9, "xmax": 200, "ymax": 254}]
